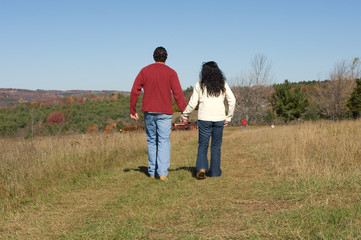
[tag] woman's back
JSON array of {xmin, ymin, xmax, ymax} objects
[{"xmin": 190, "ymin": 81, "xmax": 235, "ymax": 122}]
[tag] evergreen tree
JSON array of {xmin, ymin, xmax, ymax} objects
[
  {"xmin": 269, "ymin": 80, "xmax": 309, "ymax": 122},
  {"xmin": 347, "ymin": 78, "xmax": 361, "ymax": 119}
]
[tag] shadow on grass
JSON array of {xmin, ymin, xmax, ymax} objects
[
  {"xmin": 169, "ymin": 166, "xmax": 197, "ymax": 177},
  {"xmin": 123, "ymin": 166, "xmax": 149, "ymax": 177},
  {"xmin": 123, "ymin": 166, "xmax": 197, "ymax": 178}
]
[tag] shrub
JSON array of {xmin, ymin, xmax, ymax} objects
[{"xmin": 46, "ymin": 112, "xmax": 65, "ymax": 125}]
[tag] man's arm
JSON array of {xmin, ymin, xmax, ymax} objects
[
  {"xmin": 130, "ymin": 71, "xmax": 143, "ymax": 118},
  {"xmin": 170, "ymin": 72, "xmax": 186, "ymax": 112}
]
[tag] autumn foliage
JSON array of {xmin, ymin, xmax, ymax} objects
[
  {"xmin": 88, "ymin": 124, "xmax": 97, "ymax": 133},
  {"xmin": 104, "ymin": 125, "xmax": 112, "ymax": 133},
  {"xmin": 46, "ymin": 112, "xmax": 65, "ymax": 125}
]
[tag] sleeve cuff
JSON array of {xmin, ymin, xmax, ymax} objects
[{"xmin": 181, "ymin": 113, "xmax": 189, "ymax": 119}]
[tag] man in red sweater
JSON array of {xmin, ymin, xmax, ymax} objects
[{"xmin": 130, "ymin": 46, "xmax": 186, "ymax": 181}]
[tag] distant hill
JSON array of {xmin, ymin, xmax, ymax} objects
[{"xmin": 0, "ymin": 88, "xmax": 130, "ymax": 107}]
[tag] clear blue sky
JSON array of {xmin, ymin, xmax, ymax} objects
[{"xmin": 1, "ymin": 0, "xmax": 360, "ymax": 91}]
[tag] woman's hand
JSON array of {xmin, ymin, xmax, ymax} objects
[
  {"xmin": 180, "ymin": 116, "xmax": 188, "ymax": 123},
  {"xmin": 224, "ymin": 121, "xmax": 229, "ymax": 127}
]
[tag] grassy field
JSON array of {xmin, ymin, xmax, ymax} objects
[{"xmin": 1, "ymin": 120, "xmax": 361, "ymax": 239}]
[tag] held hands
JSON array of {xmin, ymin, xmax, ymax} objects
[
  {"xmin": 131, "ymin": 114, "xmax": 191, "ymax": 123},
  {"xmin": 180, "ymin": 116, "xmax": 188, "ymax": 123},
  {"xmin": 130, "ymin": 113, "xmax": 139, "ymax": 120}
]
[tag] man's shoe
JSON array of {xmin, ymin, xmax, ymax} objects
[
  {"xmin": 196, "ymin": 169, "xmax": 206, "ymax": 179},
  {"xmin": 159, "ymin": 176, "xmax": 168, "ymax": 181}
]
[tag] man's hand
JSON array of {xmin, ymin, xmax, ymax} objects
[
  {"xmin": 130, "ymin": 113, "xmax": 139, "ymax": 120},
  {"xmin": 224, "ymin": 121, "xmax": 229, "ymax": 127}
]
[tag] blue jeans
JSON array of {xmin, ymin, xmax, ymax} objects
[
  {"xmin": 144, "ymin": 112, "xmax": 173, "ymax": 177},
  {"xmin": 196, "ymin": 120, "xmax": 224, "ymax": 177}
]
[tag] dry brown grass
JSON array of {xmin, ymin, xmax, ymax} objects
[
  {"xmin": 0, "ymin": 119, "xmax": 360, "ymax": 239},
  {"xmin": 0, "ymin": 131, "xmax": 147, "ymax": 212},
  {"xmin": 240, "ymin": 120, "xmax": 361, "ymax": 178}
]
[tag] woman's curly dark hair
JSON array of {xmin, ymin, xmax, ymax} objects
[{"xmin": 199, "ymin": 61, "xmax": 226, "ymax": 97}]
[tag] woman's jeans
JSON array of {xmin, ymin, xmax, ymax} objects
[
  {"xmin": 196, "ymin": 120, "xmax": 224, "ymax": 177},
  {"xmin": 144, "ymin": 112, "xmax": 173, "ymax": 177}
]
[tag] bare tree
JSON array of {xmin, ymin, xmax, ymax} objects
[
  {"xmin": 231, "ymin": 54, "xmax": 274, "ymax": 125},
  {"xmin": 351, "ymin": 57, "xmax": 361, "ymax": 79},
  {"xmin": 313, "ymin": 60, "xmax": 356, "ymax": 120},
  {"xmin": 250, "ymin": 54, "xmax": 274, "ymax": 86},
  {"xmin": 231, "ymin": 84, "xmax": 273, "ymax": 125}
]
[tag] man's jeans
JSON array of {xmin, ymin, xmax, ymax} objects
[
  {"xmin": 196, "ymin": 120, "xmax": 224, "ymax": 177},
  {"xmin": 144, "ymin": 112, "xmax": 173, "ymax": 177}
]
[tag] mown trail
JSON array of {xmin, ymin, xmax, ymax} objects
[{"xmin": 1, "ymin": 124, "xmax": 360, "ymax": 239}]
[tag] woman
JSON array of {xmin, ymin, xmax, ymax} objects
[{"xmin": 181, "ymin": 61, "xmax": 236, "ymax": 179}]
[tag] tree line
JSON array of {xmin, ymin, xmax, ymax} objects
[
  {"xmin": 0, "ymin": 57, "xmax": 360, "ymax": 137},
  {"xmin": 231, "ymin": 57, "xmax": 361, "ymax": 125}
]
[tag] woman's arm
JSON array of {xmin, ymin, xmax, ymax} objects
[
  {"xmin": 225, "ymin": 83, "xmax": 236, "ymax": 122},
  {"xmin": 181, "ymin": 82, "xmax": 200, "ymax": 119}
]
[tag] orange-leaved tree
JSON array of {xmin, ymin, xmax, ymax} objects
[{"xmin": 46, "ymin": 112, "xmax": 65, "ymax": 125}]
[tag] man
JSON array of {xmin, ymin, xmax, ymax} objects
[{"xmin": 130, "ymin": 46, "xmax": 186, "ymax": 181}]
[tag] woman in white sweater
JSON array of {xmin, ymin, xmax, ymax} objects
[{"xmin": 181, "ymin": 61, "xmax": 236, "ymax": 179}]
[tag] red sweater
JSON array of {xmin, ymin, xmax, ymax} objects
[{"xmin": 130, "ymin": 63, "xmax": 186, "ymax": 115}]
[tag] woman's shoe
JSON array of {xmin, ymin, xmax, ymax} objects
[{"xmin": 196, "ymin": 169, "xmax": 206, "ymax": 179}]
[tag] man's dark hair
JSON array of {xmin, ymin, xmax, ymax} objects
[{"xmin": 153, "ymin": 46, "xmax": 168, "ymax": 62}]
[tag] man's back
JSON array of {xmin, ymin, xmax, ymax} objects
[{"xmin": 130, "ymin": 63, "xmax": 185, "ymax": 115}]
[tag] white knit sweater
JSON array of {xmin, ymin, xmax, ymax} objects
[{"xmin": 181, "ymin": 82, "xmax": 236, "ymax": 122}]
